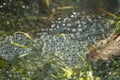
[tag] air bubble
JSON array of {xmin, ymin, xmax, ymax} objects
[
  {"xmin": 0, "ymin": 5, "xmax": 3, "ymax": 8},
  {"xmin": 22, "ymin": 5, "xmax": 26, "ymax": 8},
  {"xmin": 71, "ymin": 15, "xmax": 74, "ymax": 18},
  {"xmin": 72, "ymin": 28, "xmax": 76, "ymax": 32}
]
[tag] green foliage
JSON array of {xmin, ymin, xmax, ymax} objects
[
  {"xmin": 0, "ymin": 58, "xmax": 9, "ymax": 69},
  {"xmin": 50, "ymin": 54, "xmax": 100, "ymax": 80},
  {"xmin": 107, "ymin": 13, "xmax": 120, "ymax": 35},
  {"xmin": 113, "ymin": 20, "xmax": 120, "ymax": 34},
  {"xmin": 92, "ymin": 57, "xmax": 120, "ymax": 80}
]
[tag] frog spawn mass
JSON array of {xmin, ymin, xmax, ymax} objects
[
  {"xmin": 0, "ymin": 33, "xmax": 32, "ymax": 60},
  {"xmin": 0, "ymin": 12, "xmax": 112, "ymax": 65},
  {"xmin": 34, "ymin": 12, "xmax": 112, "ymax": 65}
]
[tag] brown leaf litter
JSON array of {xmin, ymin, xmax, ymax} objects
[{"xmin": 86, "ymin": 34, "xmax": 120, "ymax": 62}]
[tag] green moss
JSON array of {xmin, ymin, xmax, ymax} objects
[{"xmin": 0, "ymin": 58, "xmax": 10, "ymax": 69}]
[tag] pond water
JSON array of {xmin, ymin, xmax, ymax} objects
[
  {"xmin": 0, "ymin": 0, "xmax": 120, "ymax": 79},
  {"xmin": 0, "ymin": 11, "xmax": 113, "ymax": 62},
  {"xmin": 0, "ymin": 0, "xmax": 119, "ymax": 63}
]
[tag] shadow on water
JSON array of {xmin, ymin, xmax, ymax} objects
[{"xmin": 0, "ymin": 0, "xmax": 119, "ymax": 36}]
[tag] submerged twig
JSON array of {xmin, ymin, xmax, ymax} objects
[{"xmin": 86, "ymin": 34, "xmax": 120, "ymax": 62}]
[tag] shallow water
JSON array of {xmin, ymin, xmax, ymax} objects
[
  {"xmin": 0, "ymin": 0, "xmax": 120, "ymax": 79},
  {"xmin": 0, "ymin": 11, "xmax": 113, "ymax": 66}
]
